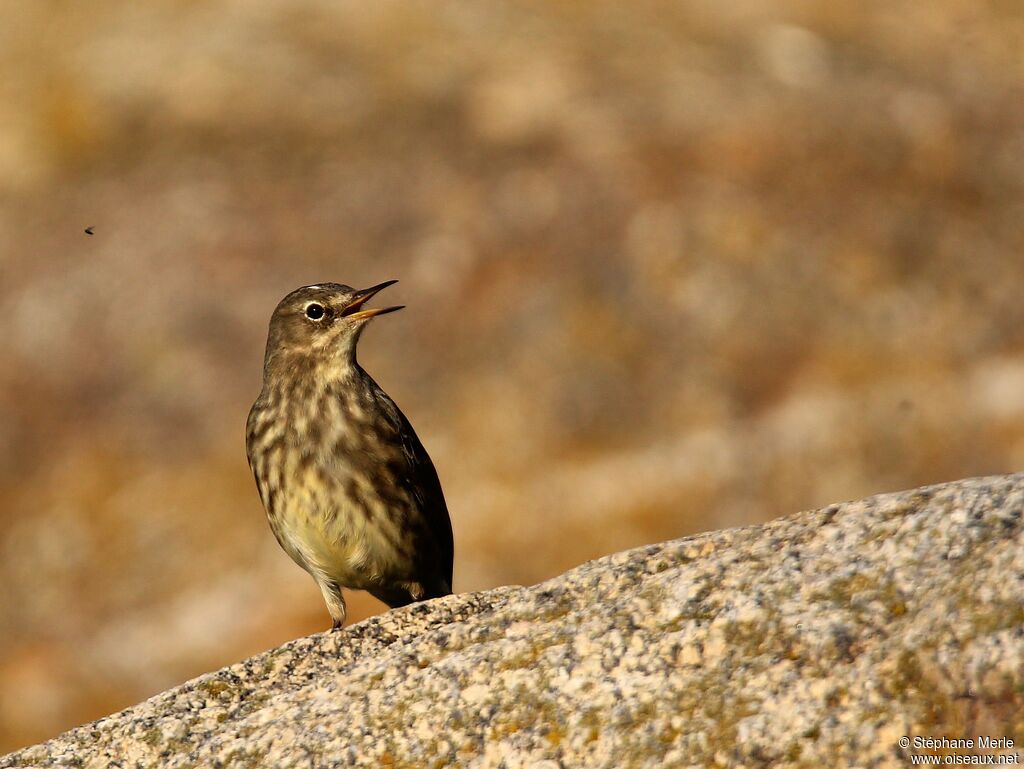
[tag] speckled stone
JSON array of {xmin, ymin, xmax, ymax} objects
[{"xmin": 4, "ymin": 475, "xmax": 1024, "ymax": 768}]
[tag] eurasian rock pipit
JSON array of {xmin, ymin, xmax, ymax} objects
[{"xmin": 246, "ymin": 281, "xmax": 454, "ymax": 629}]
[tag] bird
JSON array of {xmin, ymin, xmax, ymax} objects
[{"xmin": 246, "ymin": 280, "xmax": 454, "ymax": 630}]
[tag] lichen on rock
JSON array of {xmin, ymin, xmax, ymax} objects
[{"xmin": 3, "ymin": 474, "xmax": 1024, "ymax": 768}]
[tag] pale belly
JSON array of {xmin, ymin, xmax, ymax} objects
[{"xmin": 270, "ymin": 470, "xmax": 409, "ymax": 590}]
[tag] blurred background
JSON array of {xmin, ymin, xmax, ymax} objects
[{"xmin": 1, "ymin": 0, "xmax": 1023, "ymax": 752}]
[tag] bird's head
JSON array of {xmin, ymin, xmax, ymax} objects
[{"xmin": 262, "ymin": 280, "xmax": 403, "ymax": 375}]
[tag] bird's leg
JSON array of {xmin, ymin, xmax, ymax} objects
[{"xmin": 319, "ymin": 580, "xmax": 347, "ymax": 631}]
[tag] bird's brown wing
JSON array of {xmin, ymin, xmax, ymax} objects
[
  {"xmin": 352, "ymin": 373, "xmax": 454, "ymax": 597},
  {"xmin": 394, "ymin": 409, "xmax": 455, "ymax": 595}
]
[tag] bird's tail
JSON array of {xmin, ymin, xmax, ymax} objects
[
  {"xmin": 369, "ymin": 587, "xmax": 416, "ymax": 608},
  {"xmin": 369, "ymin": 578, "xmax": 451, "ymax": 609}
]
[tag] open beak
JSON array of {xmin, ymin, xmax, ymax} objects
[{"xmin": 341, "ymin": 279, "xmax": 404, "ymax": 320}]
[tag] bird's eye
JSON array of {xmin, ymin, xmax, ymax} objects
[{"xmin": 305, "ymin": 303, "xmax": 326, "ymax": 320}]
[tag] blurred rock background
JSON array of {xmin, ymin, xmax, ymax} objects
[{"xmin": 1, "ymin": 0, "xmax": 1023, "ymax": 752}]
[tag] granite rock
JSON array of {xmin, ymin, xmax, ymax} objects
[{"xmin": 4, "ymin": 475, "xmax": 1024, "ymax": 768}]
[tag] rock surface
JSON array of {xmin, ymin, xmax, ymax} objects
[{"xmin": 4, "ymin": 475, "xmax": 1024, "ymax": 768}]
